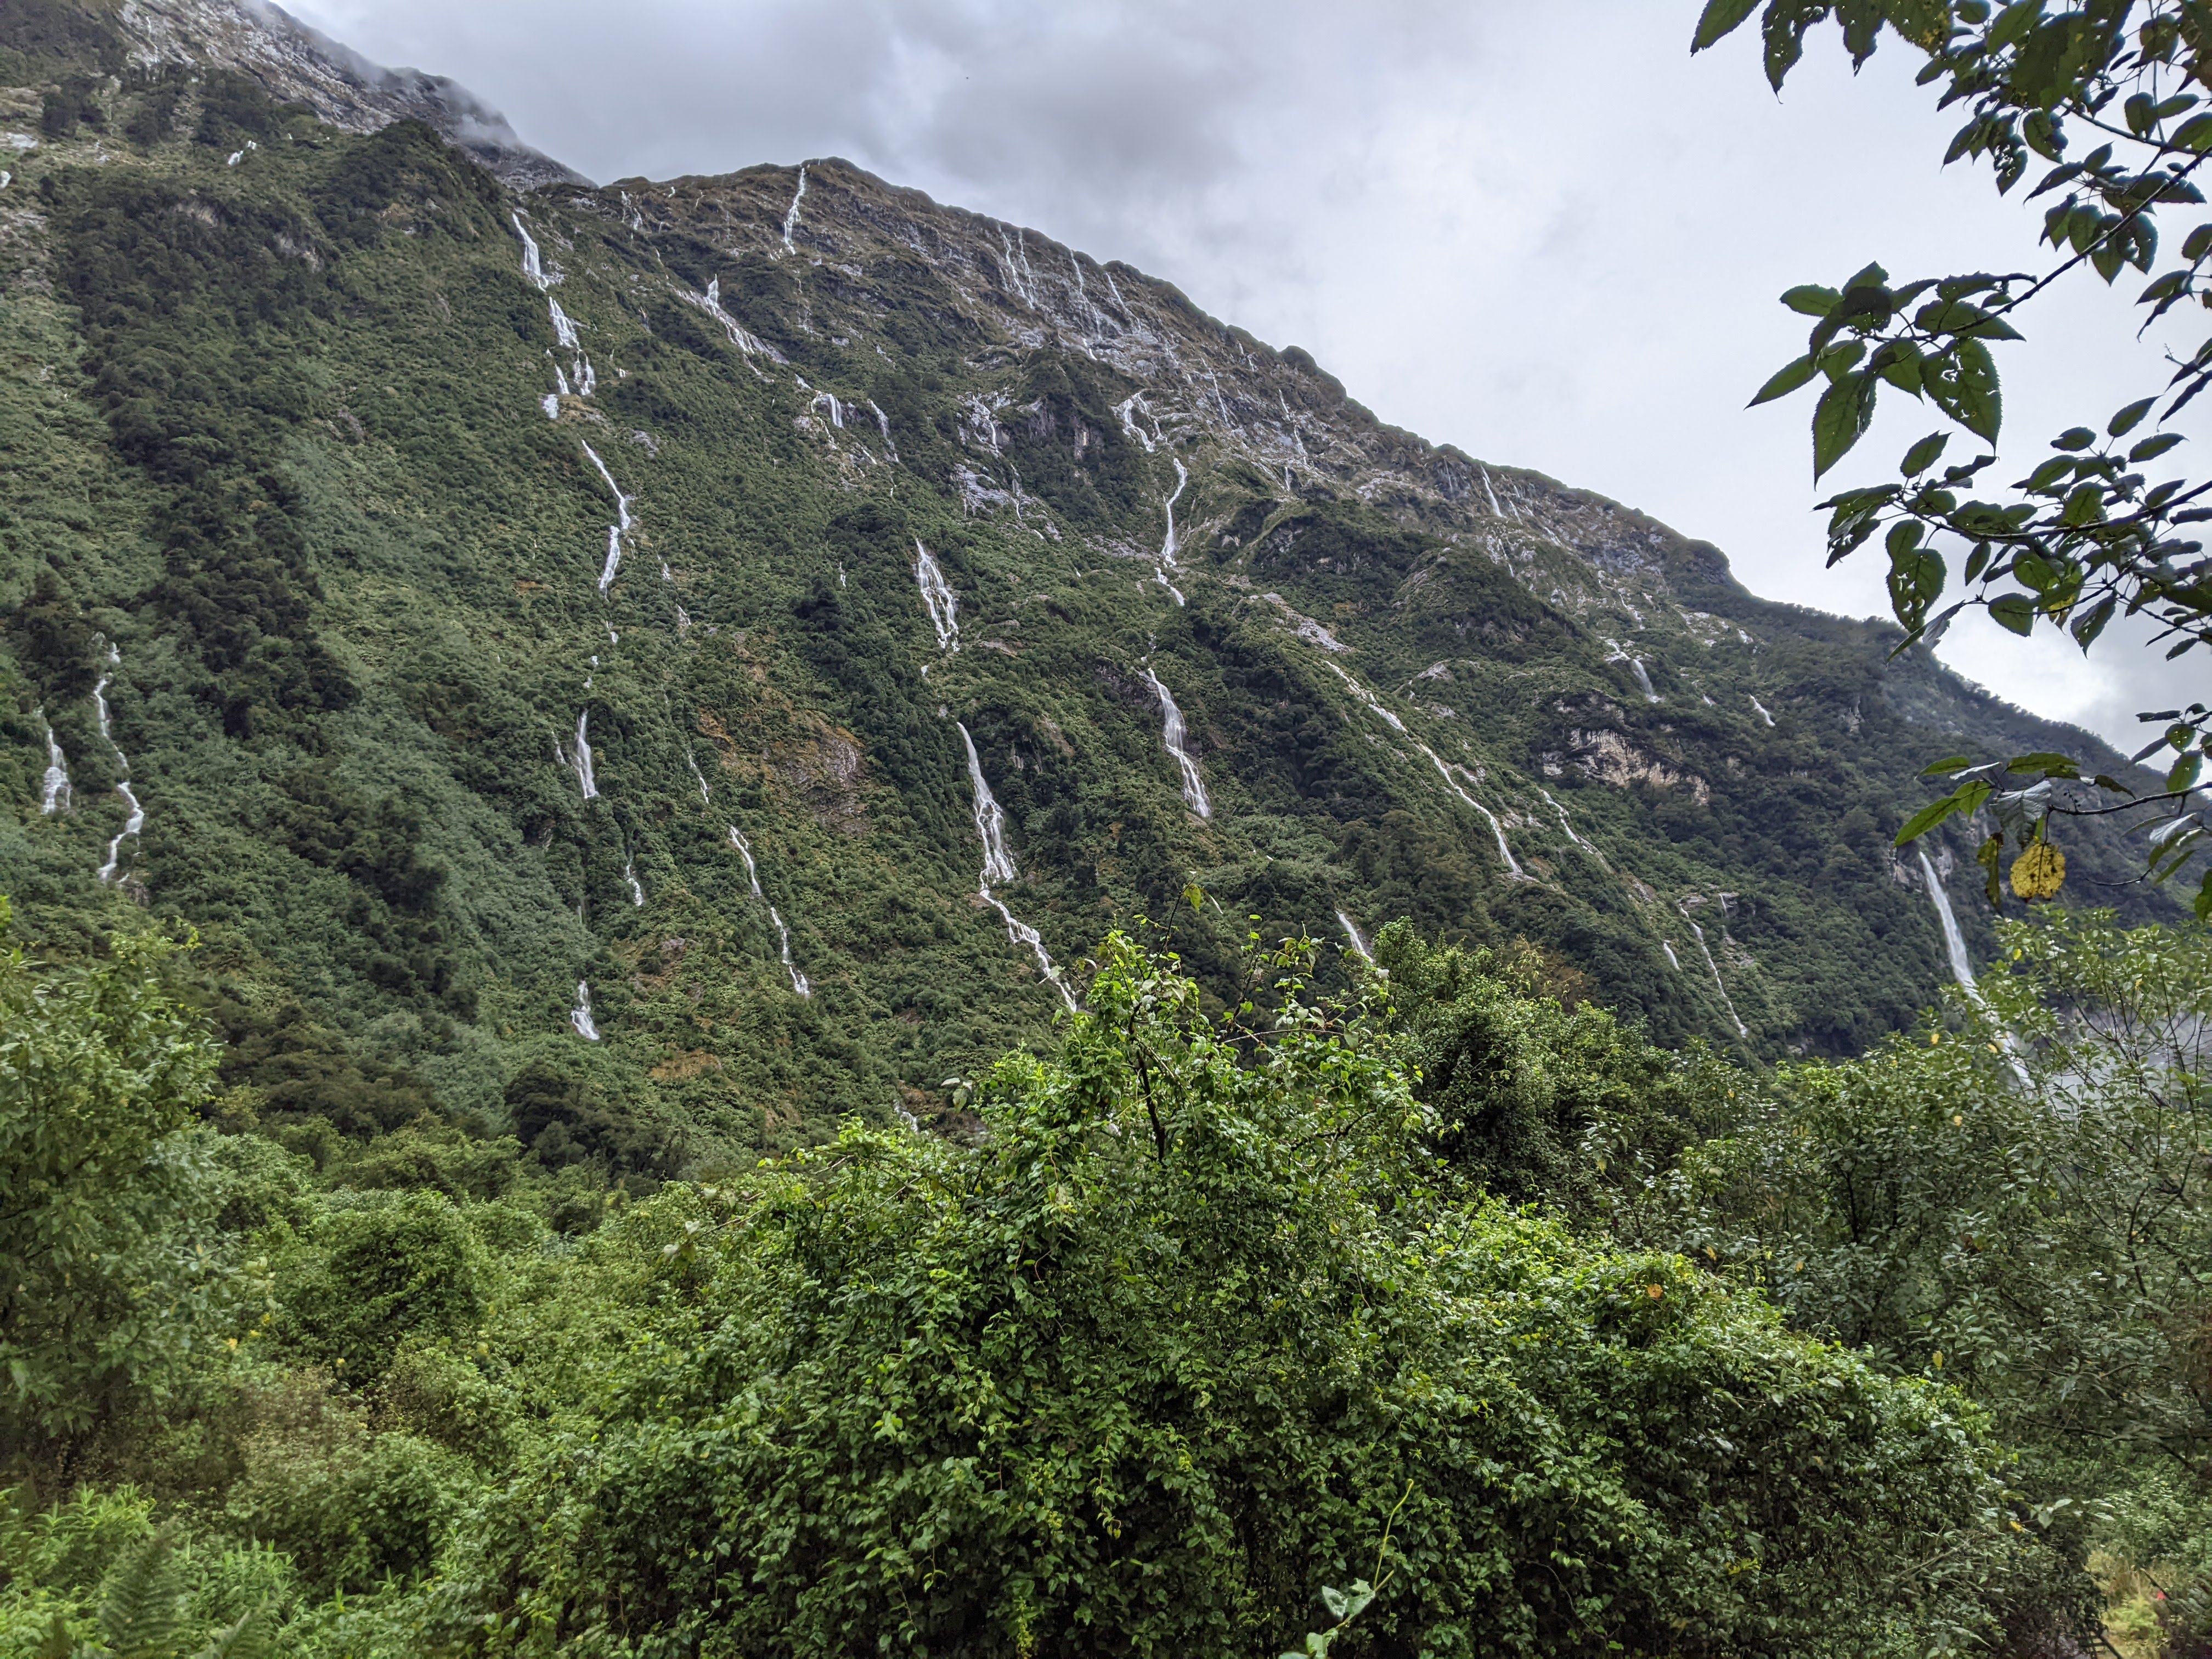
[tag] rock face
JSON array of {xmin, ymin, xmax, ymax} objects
[
  {"xmin": 113, "ymin": 0, "xmax": 585, "ymax": 187},
  {"xmin": 0, "ymin": 1, "xmax": 2180, "ymax": 1146}
]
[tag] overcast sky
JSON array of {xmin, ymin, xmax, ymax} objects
[{"xmin": 287, "ymin": 0, "xmax": 2204, "ymax": 755}]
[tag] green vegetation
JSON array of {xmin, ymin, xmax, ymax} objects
[{"xmin": 3, "ymin": 898, "xmax": 2208, "ymax": 1654}]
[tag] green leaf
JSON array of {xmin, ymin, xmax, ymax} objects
[
  {"xmin": 1782, "ymin": 284, "xmax": 1842, "ymax": 317},
  {"xmin": 2130, "ymin": 432, "xmax": 2185, "ymax": 462},
  {"xmin": 2174, "ymin": 112, "xmax": 2212, "ymax": 151},
  {"xmin": 1989, "ymin": 594, "xmax": 2037, "ymax": 634},
  {"xmin": 2170, "ymin": 751, "xmax": 2204, "ymax": 792},
  {"xmin": 1750, "ymin": 354, "xmax": 1819, "ymax": 408},
  {"xmin": 2052, "ymin": 426, "xmax": 2096, "ymax": 450},
  {"xmin": 1978, "ymin": 832, "xmax": 2005, "ymax": 907},
  {"xmin": 1901, "ymin": 431, "xmax": 1950, "ymax": 475},
  {"xmin": 1927, "ymin": 337, "xmax": 2004, "ymax": 443},
  {"xmin": 2071, "ymin": 595, "xmax": 2117, "ymax": 648},
  {"xmin": 2008, "ymin": 752, "xmax": 2081, "ymax": 778},
  {"xmin": 2108, "ymin": 397, "xmax": 2157, "ymax": 437},
  {"xmin": 1897, "ymin": 791, "xmax": 1969, "ymax": 844},
  {"xmin": 1692, "ymin": 0, "xmax": 1762, "ymax": 50},
  {"xmin": 1813, "ymin": 373, "xmax": 1877, "ymax": 479},
  {"xmin": 1923, "ymin": 755, "xmax": 1976, "ymax": 776}
]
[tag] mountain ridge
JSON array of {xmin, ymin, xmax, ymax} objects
[{"xmin": 0, "ymin": 0, "xmax": 2185, "ymax": 1156}]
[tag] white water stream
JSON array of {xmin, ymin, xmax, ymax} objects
[
  {"xmin": 1678, "ymin": 905, "xmax": 1748, "ymax": 1039},
  {"xmin": 1322, "ymin": 659, "xmax": 1526, "ymax": 879},
  {"xmin": 729, "ymin": 828, "xmax": 811, "ymax": 996},
  {"xmin": 624, "ymin": 857, "xmax": 645, "ymax": 907},
  {"xmin": 1917, "ymin": 849, "xmax": 2033, "ymax": 1085},
  {"xmin": 781, "ymin": 165, "xmax": 808, "ymax": 253},
  {"xmin": 91, "ymin": 648, "xmax": 144, "ymax": 884},
  {"xmin": 580, "ymin": 441, "xmax": 634, "ymax": 594},
  {"xmin": 959, "ymin": 723, "xmax": 1076, "ymax": 1008},
  {"xmin": 1337, "ymin": 909, "xmax": 1372, "ymax": 962},
  {"xmin": 37, "ymin": 714, "xmax": 69, "ymax": 815},
  {"xmin": 558, "ymin": 712, "xmax": 600, "ymax": 800},
  {"xmin": 915, "ymin": 540, "xmax": 960, "ymax": 650},
  {"xmin": 1750, "ymin": 696, "xmax": 1776, "ymax": 727},
  {"xmin": 1141, "ymin": 667, "xmax": 1210, "ymax": 817},
  {"xmin": 569, "ymin": 981, "xmax": 601, "ymax": 1041},
  {"xmin": 1662, "ymin": 942, "xmax": 1682, "ymax": 971}
]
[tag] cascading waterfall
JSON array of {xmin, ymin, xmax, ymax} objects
[
  {"xmin": 958, "ymin": 723, "xmax": 1076, "ymax": 1009},
  {"xmin": 1151, "ymin": 456, "xmax": 1190, "ymax": 605},
  {"xmin": 915, "ymin": 540, "xmax": 960, "ymax": 650},
  {"xmin": 685, "ymin": 748, "xmax": 712, "ymax": 804},
  {"xmin": 1114, "ymin": 394, "xmax": 1158, "ymax": 453},
  {"xmin": 624, "ymin": 857, "xmax": 645, "ymax": 907},
  {"xmin": 557, "ymin": 711, "xmax": 600, "ymax": 800},
  {"xmin": 1539, "ymin": 787, "xmax": 1609, "ymax": 868},
  {"xmin": 1337, "ymin": 910, "xmax": 1372, "ymax": 962},
  {"xmin": 1917, "ymin": 849, "xmax": 2033, "ymax": 1085},
  {"xmin": 37, "ymin": 714, "xmax": 69, "ymax": 815},
  {"xmin": 1662, "ymin": 942, "xmax": 1682, "ymax": 971},
  {"xmin": 728, "ymin": 828, "xmax": 811, "ymax": 996},
  {"xmin": 91, "ymin": 647, "xmax": 145, "ymax": 884},
  {"xmin": 580, "ymin": 441, "xmax": 634, "ymax": 595},
  {"xmin": 569, "ymin": 981, "xmax": 601, "ymax": 1041},
  {"xmin": 1141, "ymin": 667, "xmax": 1210, "ymax": 817},
  {"xmin": 1321, "ymin": 658, "xmax": 1526, "ymax": 881},
  {"xmin": 811, "ymin": 390, "xmax": 845, "ymax": 428},
  {"xmin": 1678, "ymin": 905, "xmax": 1748, "ymax": 1039},
  {"xmin": 512, "ymin": 212, "xmax": 548, "ymax": 287},
  {"xmin": 1918, "ymin": 849, "xmax": 1979, "ymax": 995},
  {"xmin": 867, "ymin": 399, "xmax": 898, "ymax": 462},
  {"xmin": 1602, "ymin": 639, "xmax": 1660, "ymax": 703},
  {"xmin": 1750, "ymin": 696, "xmax": 1776, "ymax": 727},
  {"xmin": 781, "ymin": 163, "xmax": 808, "ymax": 253}
]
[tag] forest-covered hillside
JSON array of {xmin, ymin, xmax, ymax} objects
[{"xmin": 0, "ymin": 0, "xmax": 2187, "ymax": 1172}]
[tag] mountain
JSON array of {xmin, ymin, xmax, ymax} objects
[{"xmin": 0, "ymin": 0, "xmax": 2182, "ymax": 1154}]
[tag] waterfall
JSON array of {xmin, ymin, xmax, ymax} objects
[
  {"xmin": 958, "ymin": 724, "xmax": 1076, "ymax": 1009},
  {"xmin": 729, "ymin": 828, "xmax": 811, "ymax": 996},
  {"xmin": 512, "ymin": 212, "xmax": 548, "ymax": 289},
  {"xmin": 1917, "ymin": 849, "xmax": 2033, "ymax": 1085},
  {"xmin": 37, "ymin": 714, "xmax": 69, "ymax": 815},
  {"xmin": 1662, "ymin": 942, "xmax": 1681, "ymax": 971},
  {"xmin": 569, "ymin": 981, "xmax": 601, "ymax": 1041},
  {"xmin": 624, "ymin": 857, "xmax": 645, "ymax": 907},
  {"xmin": 558, "ymin": 712, "xmax": 600, "ymax": 800},
  {"xmin": 1160, "ymin": 458, "xmax": 1188, "ymax": 567},
  {"xmin": 540, "ymin": 393, "xmax": 560, "ymax": 420},
  {"xmin": 867, "ymin": 399, "xmax": 898, "ymax": 461},
  {"xmin": 1141, "ymin": 667, "xmax": 1211, "ymax": 818},
  {"xmin": 1750, "ymin": 696, "xmax": 1776, "ymax": 727},
  {"xmin": 1114, "ymin": 394, "xmax": 1158, "ymax": 453},
  {"xmin": 1678, "ymin": 905, "xmax": 1749, "ymax": 1039},
  {"xmin": 1321, "ymin": 658, "xmax": 1526, "ymax": 881},
  {"xmin": 811, "ymin": 391, "xmax": 845, "ymax": 428},
  {"xmin": 915, "ymin": 540, "xmax": 960, "ymax": 651},
  {"xmin": 580, "ymin": 441, "xmax": 634, "ymax": 595},
  {"xmin": 781, "ymin": 163, "xmax": 808, "ymax": 252},
  {"xmin": 1540, "ymin": 788, "xmax": 1610, "ymax": 868},
  {"xmin": 91, "ymin": 648, "xmax": 145, "ymax": 884},
  {"xmin": 547, "ymin": 297, "xmax": 580, "ymax": 351},
  {"xmin": 685, "ymin": 748, "xmax": 712, "ymax": 804},
  {"xmin": 1628, "ymin": 659, "xmax": 1660, "ymax": 703},
  {"xmin": 1337, "ymin": 910, "xmax": 1372, "ymax": 962}
]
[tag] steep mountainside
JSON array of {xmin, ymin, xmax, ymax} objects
[{"xmin": 0, "ymin": 0, "xmax": 2181, "ymax": 1154}]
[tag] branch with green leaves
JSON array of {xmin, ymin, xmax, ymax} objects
[{"xmin": 1694, "ymin": 0, "xmax": 2212, "ymax": 916}]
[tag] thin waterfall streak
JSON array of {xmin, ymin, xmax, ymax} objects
[
  {"xmin": 729, "ymin": 828, "xmax": 810, "ymax": 996},
  {"xmin": 915, "ymin": 540, "xmax": 960, "ymax": 650},
  {"xmin": 570, "ymin": 981, "xmax": 601, "ymax": 1041},
  {"xmin": 92, "ymin": 646, "xmax": 143, "ymax": 883},
  {"xmin": 38, "ymin": 715, "xmax": 69, "ymax": 815},
  {"xmin": 959, "ymin": 723, "xmax": 1075, "ymax": 1008},
  {"xmin": 1142, "ymin": 667, "xmax": 1210, "ymax": 817},
  {"xmin": 686, "ymin": 749, "xmax": 712, "ymax": 804},
  {"xmin": 1662, "ymin": 943, "xmax": 1682, "ymax": 971},
  {"xmin": 511, "ymin": 212, "xmax": 548, "ymax": 289},
  {"xmin": 781, "ymin": 164, "xmax": 808, "ymax": 252},
  {"xmin": 560, "ymin": 712, "xmax": 600, "ymax": 800},
  {"xmin": 1160, "ymin": 458, "xmax": 1188, "ymax": 567},
  {"xmin": 1919, "ymin": 849, "xmax": 2034, "ymax": 1086},
  {"xmin": 624, "ymin": 858, "xmax": 645, "ymax": 907},
  {"xmin": 1337, "ymin": 910, "xmax": 1372, "ymax": 962},
  {"xmin": 1541, "ymin": 788, "xmax": 1609, "ymax": 868},
  {"xmin": 1678, "ymin": 906, "xmax": 1749, "ymax": 1039}
]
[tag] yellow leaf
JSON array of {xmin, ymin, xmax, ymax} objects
[{"xmin": 2011, "ymin": 840, "xmax": 2066, "ymax": 901}]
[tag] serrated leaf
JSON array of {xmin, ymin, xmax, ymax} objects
[
  {"xmin": 1782, "ymin": 283, "xmax": 1842, "ymax": 317},
  {"xmin": 1926, "ymin": 337, "xmax": 2003, "ymax": 442},
  {"xmin": 2130, "ymin": 432, "xmax": 2185, "ymax": 462},
  {"xmin": 1750, "ymin": 354, "xmax": 1819, "ymax": 408},
  {"xmin": 1813, "ymin": 373, "xmax": 1877, "ymax": 479},
  {"xmin": 1902, "ymin": 431, "xmax": 1950, "ymax": 475},
  {"xmin": 1692, "ymin": 0, "xmax": 1762, "ymax": 50},
  {"xmin": 2109, "ymin": 397, "xmax": 2157, "ymax": 436}
]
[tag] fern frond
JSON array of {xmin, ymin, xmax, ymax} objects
[{"xmin": 99, "ymin": 1524, "xmax": 188, "ymax": 1659}]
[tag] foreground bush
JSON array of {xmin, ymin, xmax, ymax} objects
[{"xmin": 453, "ymin": 935, "xmax": 2064, "ymax": 1657}]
